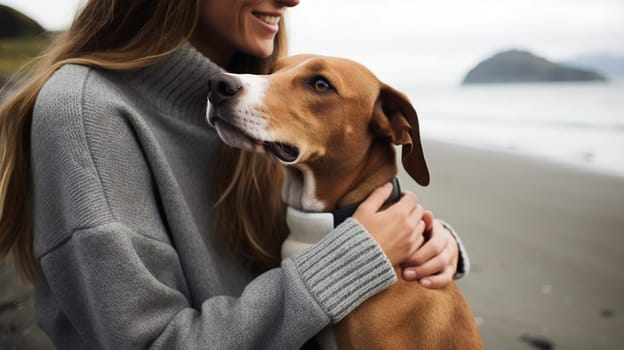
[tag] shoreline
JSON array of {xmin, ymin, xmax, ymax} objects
[{"xmin": 420, "ymin": 136, "xmax": 624, "ymax": 180}]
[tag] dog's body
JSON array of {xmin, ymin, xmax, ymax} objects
[{"xmin": 208, "ymin": 55, "xmax": 483, "ymax": 349}]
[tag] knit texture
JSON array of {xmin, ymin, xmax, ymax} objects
[
  {"xmin": 30, "ymin": 44, "xmax": 397, "ymax": 349},
  {"xmin": 294, "ymin": 219, "xmax": 396, "ymax": 321}
]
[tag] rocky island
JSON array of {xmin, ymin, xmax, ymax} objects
[{"xmin": 462, "ymin": 50, "xmax": 607, "ymax": 84}]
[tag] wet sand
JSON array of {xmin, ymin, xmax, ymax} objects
[{"xmin": 402, "ymin": 139, "xmax": 624, "ymax": 350}]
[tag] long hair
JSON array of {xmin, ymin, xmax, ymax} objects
[
  {"xmin": 215, "ymin": 29, "xmax": 289, "ymax": 275},
  {"xmin": 0, "ymin": 0, "xmax": 288, "ymax": 283}
]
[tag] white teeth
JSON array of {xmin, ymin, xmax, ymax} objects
[{"xmin": 256, "ymin": 14, "xmax": 280, "ymax": 25}]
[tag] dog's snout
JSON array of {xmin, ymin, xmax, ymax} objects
[{"xmin": 208, "ymin": 73, "xmax": 243, "ymax": 106}]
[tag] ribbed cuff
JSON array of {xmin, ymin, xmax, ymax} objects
[
  {"xmin": 438, "ymin": 219, "xmax": 470, "ymax": 279},
  {"xmin": 292, "ymin": 218, "xmax": 396, "ymax": 322}
]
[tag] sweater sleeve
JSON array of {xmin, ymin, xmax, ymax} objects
[
  {"xmin": 38, "ymin": 220, "xmax": 394, "ymax": 349},
  {"xmin": 31, "ymin": 65, "xmax": 396, "ymax": 349}
]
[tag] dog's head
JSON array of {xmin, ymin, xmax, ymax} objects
[{"xmin": 207, "ymin": 54, "xmax": 429, "ymax": 187}]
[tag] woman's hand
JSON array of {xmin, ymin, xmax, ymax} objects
[
  {"xmin": 353, "ymin": 183, "xmax": 427, "ymax": 267},
  {"xmin": 401, "ymin": 218, "xmax": 460, "ymax": 289}
]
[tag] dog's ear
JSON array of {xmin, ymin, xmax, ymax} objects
[{"xmin": 371, "ymin": 84, "xmax": 430, "ymax": 186}]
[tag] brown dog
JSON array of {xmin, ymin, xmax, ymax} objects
[{"xmin": 207, "ymin": 55, "xmax": 483, "ymax": 349}]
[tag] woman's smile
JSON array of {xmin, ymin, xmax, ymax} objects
[
  {"xmin": 254, "ymin": 14, "xmax": 280, "ymax": 25},
  {"xmin": 252, "ymin": 11, "xmax": 281, "ymax": 32}
]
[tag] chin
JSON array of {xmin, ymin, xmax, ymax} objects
[{"xmin": 244, "ymin": 41, "xmax": 275, "ymax": 59}]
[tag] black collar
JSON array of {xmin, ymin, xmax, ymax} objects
[{"xmin": 331, "ymin": 177, "xmax": 402, "ymax": 227}]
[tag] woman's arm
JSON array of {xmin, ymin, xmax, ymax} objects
[
  {"xmin": 36, "ymin": 219, "xmax": 394, "ymax": 349},
  {"xmin": 31, "ymin": 64, "xmax": 405, "ymax": 349}
]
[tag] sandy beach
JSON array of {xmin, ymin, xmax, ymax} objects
[
  {"xmin": 406, "ymin": 139, "xmax": 624, "ymax": 350},
  {"xmin": 2, "ymin": 140, "xmax": 623, "ymax": 349}
]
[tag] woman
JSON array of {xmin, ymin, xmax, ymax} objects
[{"xmin": 0, "ymin": 0, "xmax": 469, "ymax": 348}]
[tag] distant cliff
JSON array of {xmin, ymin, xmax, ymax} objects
[
  {"xmin": 462, "ymin": 50, "xmax": 607, "ymax": 84},
  {"xmin": 563, "ymin": 54, "xmax": 624, "ymax": 79},
  {"xmin": 0, "ymin": 4, "xmax": 45, "ymax": 38}
]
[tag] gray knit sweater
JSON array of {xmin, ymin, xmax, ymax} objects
[{"xmin": 31, "ymin": 44, "xmax": 467, "ymax": 349}]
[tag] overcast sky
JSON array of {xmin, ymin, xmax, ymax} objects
[{"xmin": 3, "ymin": 0, "xmax": 623, "ymax": 85}]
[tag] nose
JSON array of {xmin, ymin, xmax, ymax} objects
[
  {"xmin": 208, "ymin": 73, "xmax": 243, "ymax": 106},
  {"xmin": 277, "ymin": 0, "xmax": 300, "ymax": 7}
]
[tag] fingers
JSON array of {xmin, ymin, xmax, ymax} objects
[
  {"xmin": 406, "ymin": 217, "xmax": 426, "ymax": 255},
  {"xmin": 403, "ymin": 202, "xmax": 426, "ymax": 254},
  {"xmin": 418, "ymin": 267, "xmax": 455, "ymax": 289},
  {"xmin": 386, "ymin": 206, "xmax": 426, "ymax": 263},
  {"xmin": 355, "ymin": 188, "xmax": 428, "ymax": 267},
  {"xmin": 405, "ymin": 226, "xmax": 449, "ymax": 267},
  {"xmin": 422, "ymin": 210, "xmax": 434, "ymax": 231},
  {"xmin": 402, "ymin": 219, "xmax": 461, "ymax": 284},
  {"xmin": 355, "ymin": 182, "xmax": 393, "ymax": 214},
  {"xmin": 403, "ymin": 267, "xmax": 455, "ymax": 288},
  {"xmin": 388, "ymin": 191, "xmax": 419, "ymax": 217},
  {"xmin": 410, "ymin": 251, "xmax": 450, "ymax": 278}
]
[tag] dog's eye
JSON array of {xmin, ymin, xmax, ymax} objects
[
  {"xmin": 314, "ymin": 79, "xmax": 331, "ymax": 91},
  {"xmin": 310, "ymin": 77, "xmax": 333, "ymax": 93}
]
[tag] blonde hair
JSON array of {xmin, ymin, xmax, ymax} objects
[{"xmin": 0, "ymin": 0, "xmax": 288, "ymax": 283}]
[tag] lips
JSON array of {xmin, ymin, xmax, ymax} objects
[
  {"xmin": 213, "ymin": 117, "xmax": 299, "ymax": 163},
  {"xmin": 252, "ymin": 12, "xmax": 281, "ymax": 27},
  {"xmin": 263, "ymin": 141, "xmax": 299, "ymax": 163}
]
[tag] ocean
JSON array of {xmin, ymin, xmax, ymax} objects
[{"xmin": 405, "ymin": 80, "xmax": 624, "ymax": 177}]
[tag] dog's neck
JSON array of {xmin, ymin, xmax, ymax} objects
[
  {"xmin": 282, "ymin": 140, "xmax": 398, "ymax": 213},
  {"xmin": 281, "ymin": 141, "xmax": 399, "ymax": 259},
  {"xmin": 330, "ymin": 177, "xmax": 402, "ymax": 227}
]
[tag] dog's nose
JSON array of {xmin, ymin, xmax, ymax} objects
[{"xmin": 208, "ymin": 73, "xmax": 243, "ymax": 106}]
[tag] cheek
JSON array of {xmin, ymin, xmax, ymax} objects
[
  {"xmin": 200, "ymin": 0, "xmax": 231, "ymax": 25},
  {"xmin": 198, "ymin": 1, "xmax": 249, "ymax": 44},
  {"xmin": 257, "ymin": 40, "xmax": 277, "ymax": 58},
  {"xmin": 244, "ymin": 37, "xmax": 275, "ymax": 58},
  {"xmin": 335, "ymin": 113, "xmax": 372, "ymax": 149}
]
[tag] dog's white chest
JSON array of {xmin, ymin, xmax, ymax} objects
[
  {"xmin": 282, "ymin": 207, "xmax": 339, "ymax": 350},
  {"xmin": 282, "ymin": 207, "xmax": 334, "ymax": 259}
]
